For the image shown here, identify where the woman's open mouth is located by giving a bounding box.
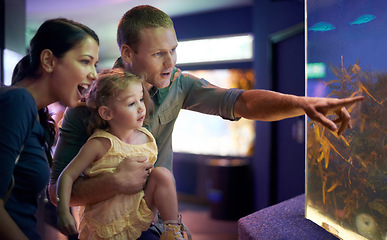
[77,84,90,97]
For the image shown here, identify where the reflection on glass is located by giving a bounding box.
[306,1,387,240]
[176,34,254,65]
[3,49,23,86]
[172,69,255,157]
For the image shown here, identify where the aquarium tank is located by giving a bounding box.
[306,0,387,240]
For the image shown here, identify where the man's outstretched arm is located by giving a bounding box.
[234,89,364,135]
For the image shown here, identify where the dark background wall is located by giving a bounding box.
[0,0,4,84]
[172,0,305,212]
[252,0,304,210]
[0,0,25,84]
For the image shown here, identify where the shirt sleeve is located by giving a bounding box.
[0,88,36,198]
[181,74,245,121]
[50,105,91,184]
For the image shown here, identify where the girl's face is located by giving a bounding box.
[108,81,146,131]
[50,36,99,107]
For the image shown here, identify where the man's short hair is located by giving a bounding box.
[117,5,174,52]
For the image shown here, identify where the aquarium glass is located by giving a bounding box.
[306,0,387,240]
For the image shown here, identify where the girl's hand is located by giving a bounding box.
[58,212,78,236]
[151,210,159,225]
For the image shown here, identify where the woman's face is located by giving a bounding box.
[50,36,99,107]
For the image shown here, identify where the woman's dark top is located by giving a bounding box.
[0,87,50,240]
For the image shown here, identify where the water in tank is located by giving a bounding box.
[306,0,387,239]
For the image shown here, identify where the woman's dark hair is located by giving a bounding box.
[11,18,99,165]
[12,18,99,83]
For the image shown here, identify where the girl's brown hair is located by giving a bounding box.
[86,69,153,134]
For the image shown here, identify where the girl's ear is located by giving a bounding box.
[98,106,113,121]
[120,44,134,65]
[40,49,55,73]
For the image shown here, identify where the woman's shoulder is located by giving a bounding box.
[0,87,37,132]
[0,87,36,111]
[0,86,33,101]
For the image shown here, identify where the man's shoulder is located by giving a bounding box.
[61,104,92,129]
[173,69,199,81]
[65,104,91,116]
[170,69,202,90]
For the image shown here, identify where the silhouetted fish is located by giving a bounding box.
[308,22,336,31]
[350,14,376,25]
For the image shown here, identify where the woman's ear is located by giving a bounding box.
[40,49,55,73]
[98,106,113,121]
[120,44,134,65]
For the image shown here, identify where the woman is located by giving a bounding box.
[0,18,99,240]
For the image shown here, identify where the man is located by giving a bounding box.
[49,5,363,239]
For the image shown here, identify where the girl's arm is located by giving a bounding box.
[49,106,153,206]
[56,137,109,235]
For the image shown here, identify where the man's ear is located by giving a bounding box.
[40,49,55,73]
[98,106,113,121]
[121,44,134,65]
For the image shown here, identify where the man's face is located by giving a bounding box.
[127,27,178,89]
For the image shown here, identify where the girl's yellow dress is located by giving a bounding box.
[78,128,157,240]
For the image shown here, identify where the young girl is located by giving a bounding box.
[56,69,191,240]
[0,18,99,240]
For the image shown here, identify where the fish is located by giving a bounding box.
[350,14,376,25]
[308,22,336,31]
